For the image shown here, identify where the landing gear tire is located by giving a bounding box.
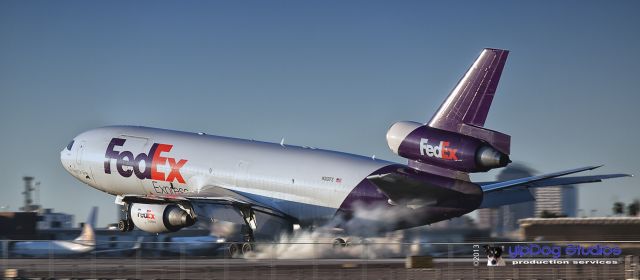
[241,243,254,255]
[332,238,347,248]
[118,220,128,232]
[228,243,240,258]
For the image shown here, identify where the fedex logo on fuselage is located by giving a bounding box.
[419,138,458,160]
[104,138,188,183]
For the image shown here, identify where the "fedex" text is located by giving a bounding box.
[104,138,188,183]
[419,138,458,160]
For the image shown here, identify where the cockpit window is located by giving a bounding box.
[66,140,75,151]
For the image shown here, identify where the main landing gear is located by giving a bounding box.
[228,241,255,257]
[227,207,259,258]
[228,225,256,257]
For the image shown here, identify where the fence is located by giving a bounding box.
[1,240,638,279]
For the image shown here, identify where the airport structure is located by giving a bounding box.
[19,176,40,212]
[520,217,640,242]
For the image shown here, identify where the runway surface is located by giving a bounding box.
[1,257,630,279]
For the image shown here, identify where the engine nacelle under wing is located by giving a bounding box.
[130,203,195,233]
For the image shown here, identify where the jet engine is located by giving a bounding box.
[386,121,510,172]
[129,203,195,233]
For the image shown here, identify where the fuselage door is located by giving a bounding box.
[235,160,250,188]
[75,140,95,184]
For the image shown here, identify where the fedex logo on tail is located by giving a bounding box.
[104,138,188,183]
[419,138,458,160]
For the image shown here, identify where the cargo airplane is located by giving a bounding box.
[61,49,630,255]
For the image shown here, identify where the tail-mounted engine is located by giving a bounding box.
[386,121,510,173]
[129,203,196,233]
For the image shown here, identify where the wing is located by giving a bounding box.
[118,192,290,221]
[117,182,295,238]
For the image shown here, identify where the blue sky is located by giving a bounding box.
[1,1,638,226]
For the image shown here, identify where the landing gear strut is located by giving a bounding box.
[239,207,257,243]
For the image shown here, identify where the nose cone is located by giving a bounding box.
[61,140,75,173]
[61,151,69,172]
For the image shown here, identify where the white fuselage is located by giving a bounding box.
[61,126,393,223]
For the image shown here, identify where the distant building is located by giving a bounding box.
[430,215,476,229]
[0,212,38,238]
[477,164,581,237]
[37,208,74,229]
[520,217,640,241]
[476,163,536,236]
[534,186,577,217]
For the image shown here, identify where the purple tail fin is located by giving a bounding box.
[427,48,511,155]
[428,48,508,129]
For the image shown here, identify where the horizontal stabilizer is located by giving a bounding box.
[523,174,631,188]
[481,165,631,192]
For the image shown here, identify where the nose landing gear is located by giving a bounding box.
[118,219,134,232]
[118,203,134,232]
